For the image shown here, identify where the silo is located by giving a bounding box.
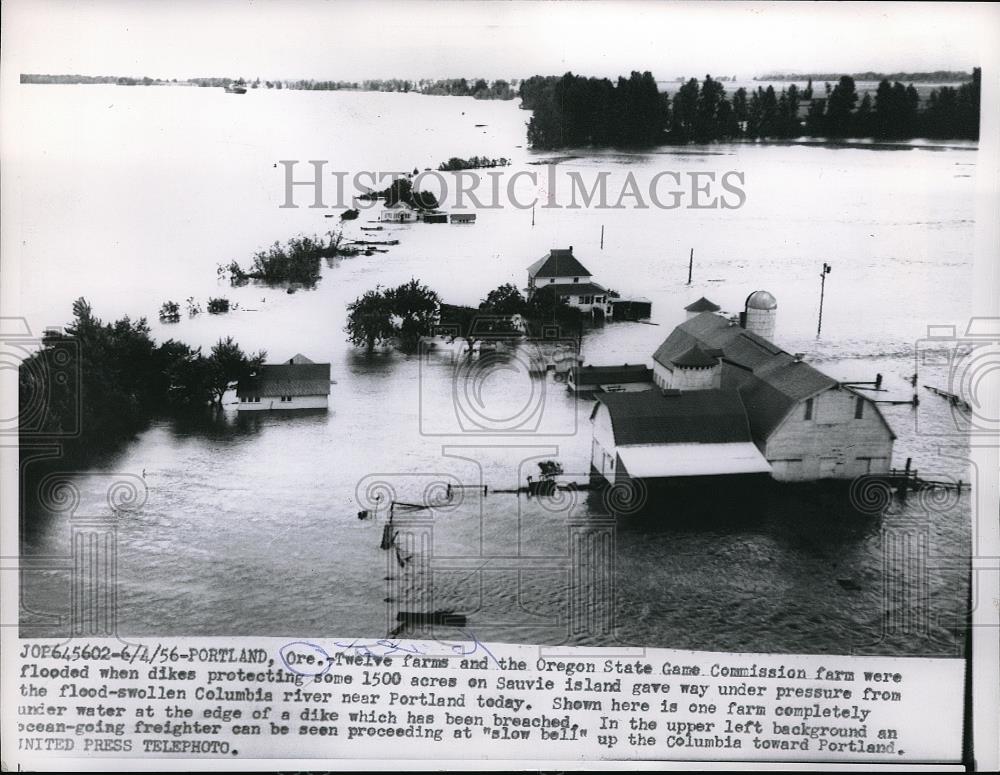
[743,290,777,341]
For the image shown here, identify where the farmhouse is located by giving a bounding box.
[590,291,896,483]
[237,354,331,411]
[526,247,614,318]
[380,201,417,223]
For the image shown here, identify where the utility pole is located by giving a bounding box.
[600,225,604,250]
[531,203,535,227]
[817,262,832,338]
[687,248,694,285]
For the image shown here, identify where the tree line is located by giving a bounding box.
[22,73,518,100]
[345,280,584,353]
[520,69,981,148]
[20,298,264,465]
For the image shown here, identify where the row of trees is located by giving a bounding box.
[227,77,517,99]
[345,280,586,353]
[19,299,264,463]
[437,156,511,171]
[357,177,440,210]
[346,280,441,352]
[520,69,981,147]
[222,232,354,287]
[521,71,665,148]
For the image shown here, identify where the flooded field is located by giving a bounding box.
[13,84,975,654]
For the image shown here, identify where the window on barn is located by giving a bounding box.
[804,397,814,420]
[855,396,865,419]
[574,277,580,283]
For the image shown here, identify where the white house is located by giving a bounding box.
[647,291,896,481]
[380,201,417,223]
[526,247,614,318]
[237,354,331,411]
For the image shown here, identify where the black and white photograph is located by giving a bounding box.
[2,0,998,769]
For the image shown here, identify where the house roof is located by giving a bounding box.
[671,344,718,368]
[616,442,771,478]
[684,296,721,313]
[545,282,607,297]
[574,364,652,386]
[237,361,331,397]
[592,389,753,446]
[527,248,591,279]
[652,312,842,444]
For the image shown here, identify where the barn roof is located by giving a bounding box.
[671,344,719,368]
[237,361,331,397]
[652,312,840,444]
[573,364,652,386]
[684,296,721,313]
[592,389,753,446]
[527,248,591,278]
[616,442,771,477]
[546,282,607,297]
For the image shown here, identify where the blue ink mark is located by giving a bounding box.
[278,640,332,678]
[332,638,426,657]
[449,630,500,667]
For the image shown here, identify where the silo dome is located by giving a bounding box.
[745,290,777,310]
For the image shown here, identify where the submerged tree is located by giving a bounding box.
[345,288,396,353]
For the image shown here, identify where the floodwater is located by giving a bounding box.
[12,84,975,655]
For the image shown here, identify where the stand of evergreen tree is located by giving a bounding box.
[19,298,265,468]
[520,69,980,148]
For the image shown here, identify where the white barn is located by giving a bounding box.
[649,292,896,481]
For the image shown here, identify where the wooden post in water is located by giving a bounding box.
[687,249,693,285]
[900,457,912,500]
[816,262,832,338]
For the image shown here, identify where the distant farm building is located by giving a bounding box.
[237,354,331,411]
[380,202,417,223]
[450,212,477,224]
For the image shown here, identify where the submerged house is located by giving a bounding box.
[526,247,614,318]
[590,291,895,484]
[237,354,331,411]
[380,201,418,223]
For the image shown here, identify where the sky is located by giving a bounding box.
[1,1,995,82]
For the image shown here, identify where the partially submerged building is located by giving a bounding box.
[569,364,654,394]
[525,247,653,321]
[590,291,895,484]
[526,247,613,318]
[591,389,772,485]
[237,354,331,411]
